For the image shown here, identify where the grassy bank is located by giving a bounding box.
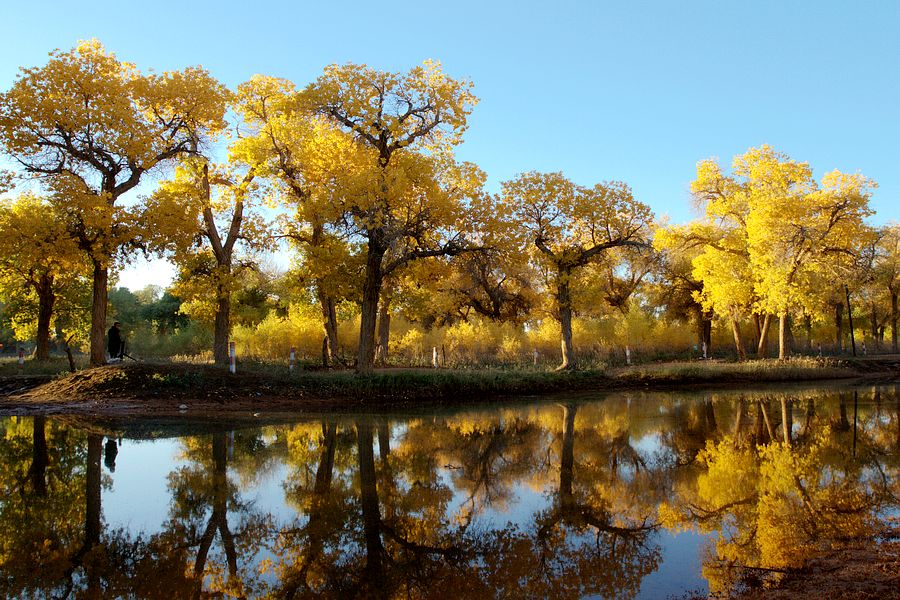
[0,356,880,415]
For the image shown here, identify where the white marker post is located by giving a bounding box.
[432,346,439,368]
[18,348,24,370]
[533,349,539,366]
[229,341,236,374]
[290,347,296,372]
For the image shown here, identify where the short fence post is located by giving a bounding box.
[18,348,25,370]
[229,341,236,374]
[432,346,439,368]
[533,349,539,366]
[290,347,296,372]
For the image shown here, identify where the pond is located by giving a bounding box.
[1,384,898,599]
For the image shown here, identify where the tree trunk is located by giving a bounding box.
[375,296,391,366]
[317,286,340,366]
[892,291,898,353]
[731,317,746,361]
[778,313,789,360]
[89,261,109,367]
[757,314,772,357]
[871,306,880,351]
[556,268,577,370]
[835,301,844,353]
[702,311,713,354]
[846,285,857,356]
[213,282,231,366]
[804,314,813,353]
[33,273,56,361]
[357,235,386,374]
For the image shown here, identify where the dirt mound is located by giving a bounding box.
[17,362,284,403]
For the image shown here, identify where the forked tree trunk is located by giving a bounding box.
[556,268,576,370]
[317,286,340,365]
[89,261,109,367]
[357,234,386,373]
[757,314,772,357]
[33,273,56,361]
[213,283,231,366]
[731,317,746,361]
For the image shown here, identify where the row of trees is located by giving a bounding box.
[0,41,894,371]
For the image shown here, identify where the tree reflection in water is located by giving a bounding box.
[0,386,897,598]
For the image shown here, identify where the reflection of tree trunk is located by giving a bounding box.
[733,400,746,439]
[377,420,391,464]
[315,422,337,494]
[356,421,385,591]
[759,401,775,442]
[85,434,103,549]
[731,318,746,361]
[780,398,792,446]
[704,397,717,432]
[837,393,851,431]
[29,416,49,497]
[559,404,577,512]
[194,433,239,590]
[757,314,771,357]
[802,399,815,438]
[82,434,103,597]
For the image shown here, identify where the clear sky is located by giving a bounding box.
[2,0,898,289]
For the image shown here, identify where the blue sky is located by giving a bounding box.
[2,0,898,288]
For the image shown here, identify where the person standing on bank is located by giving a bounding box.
[107,321,123,361]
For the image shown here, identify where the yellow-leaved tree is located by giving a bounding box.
[303,61,487,373]
[144,158,270,365]
[739,147,875,359]
[233,75,367,366]
[0,40,229,365]
[501,172,652,370]
[0,194,90,359]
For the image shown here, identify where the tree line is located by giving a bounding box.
[0,41,894,371]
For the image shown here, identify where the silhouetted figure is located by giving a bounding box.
[107,321,123,360]
[104,438,118,472]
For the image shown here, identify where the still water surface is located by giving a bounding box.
[2,384,898,599]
